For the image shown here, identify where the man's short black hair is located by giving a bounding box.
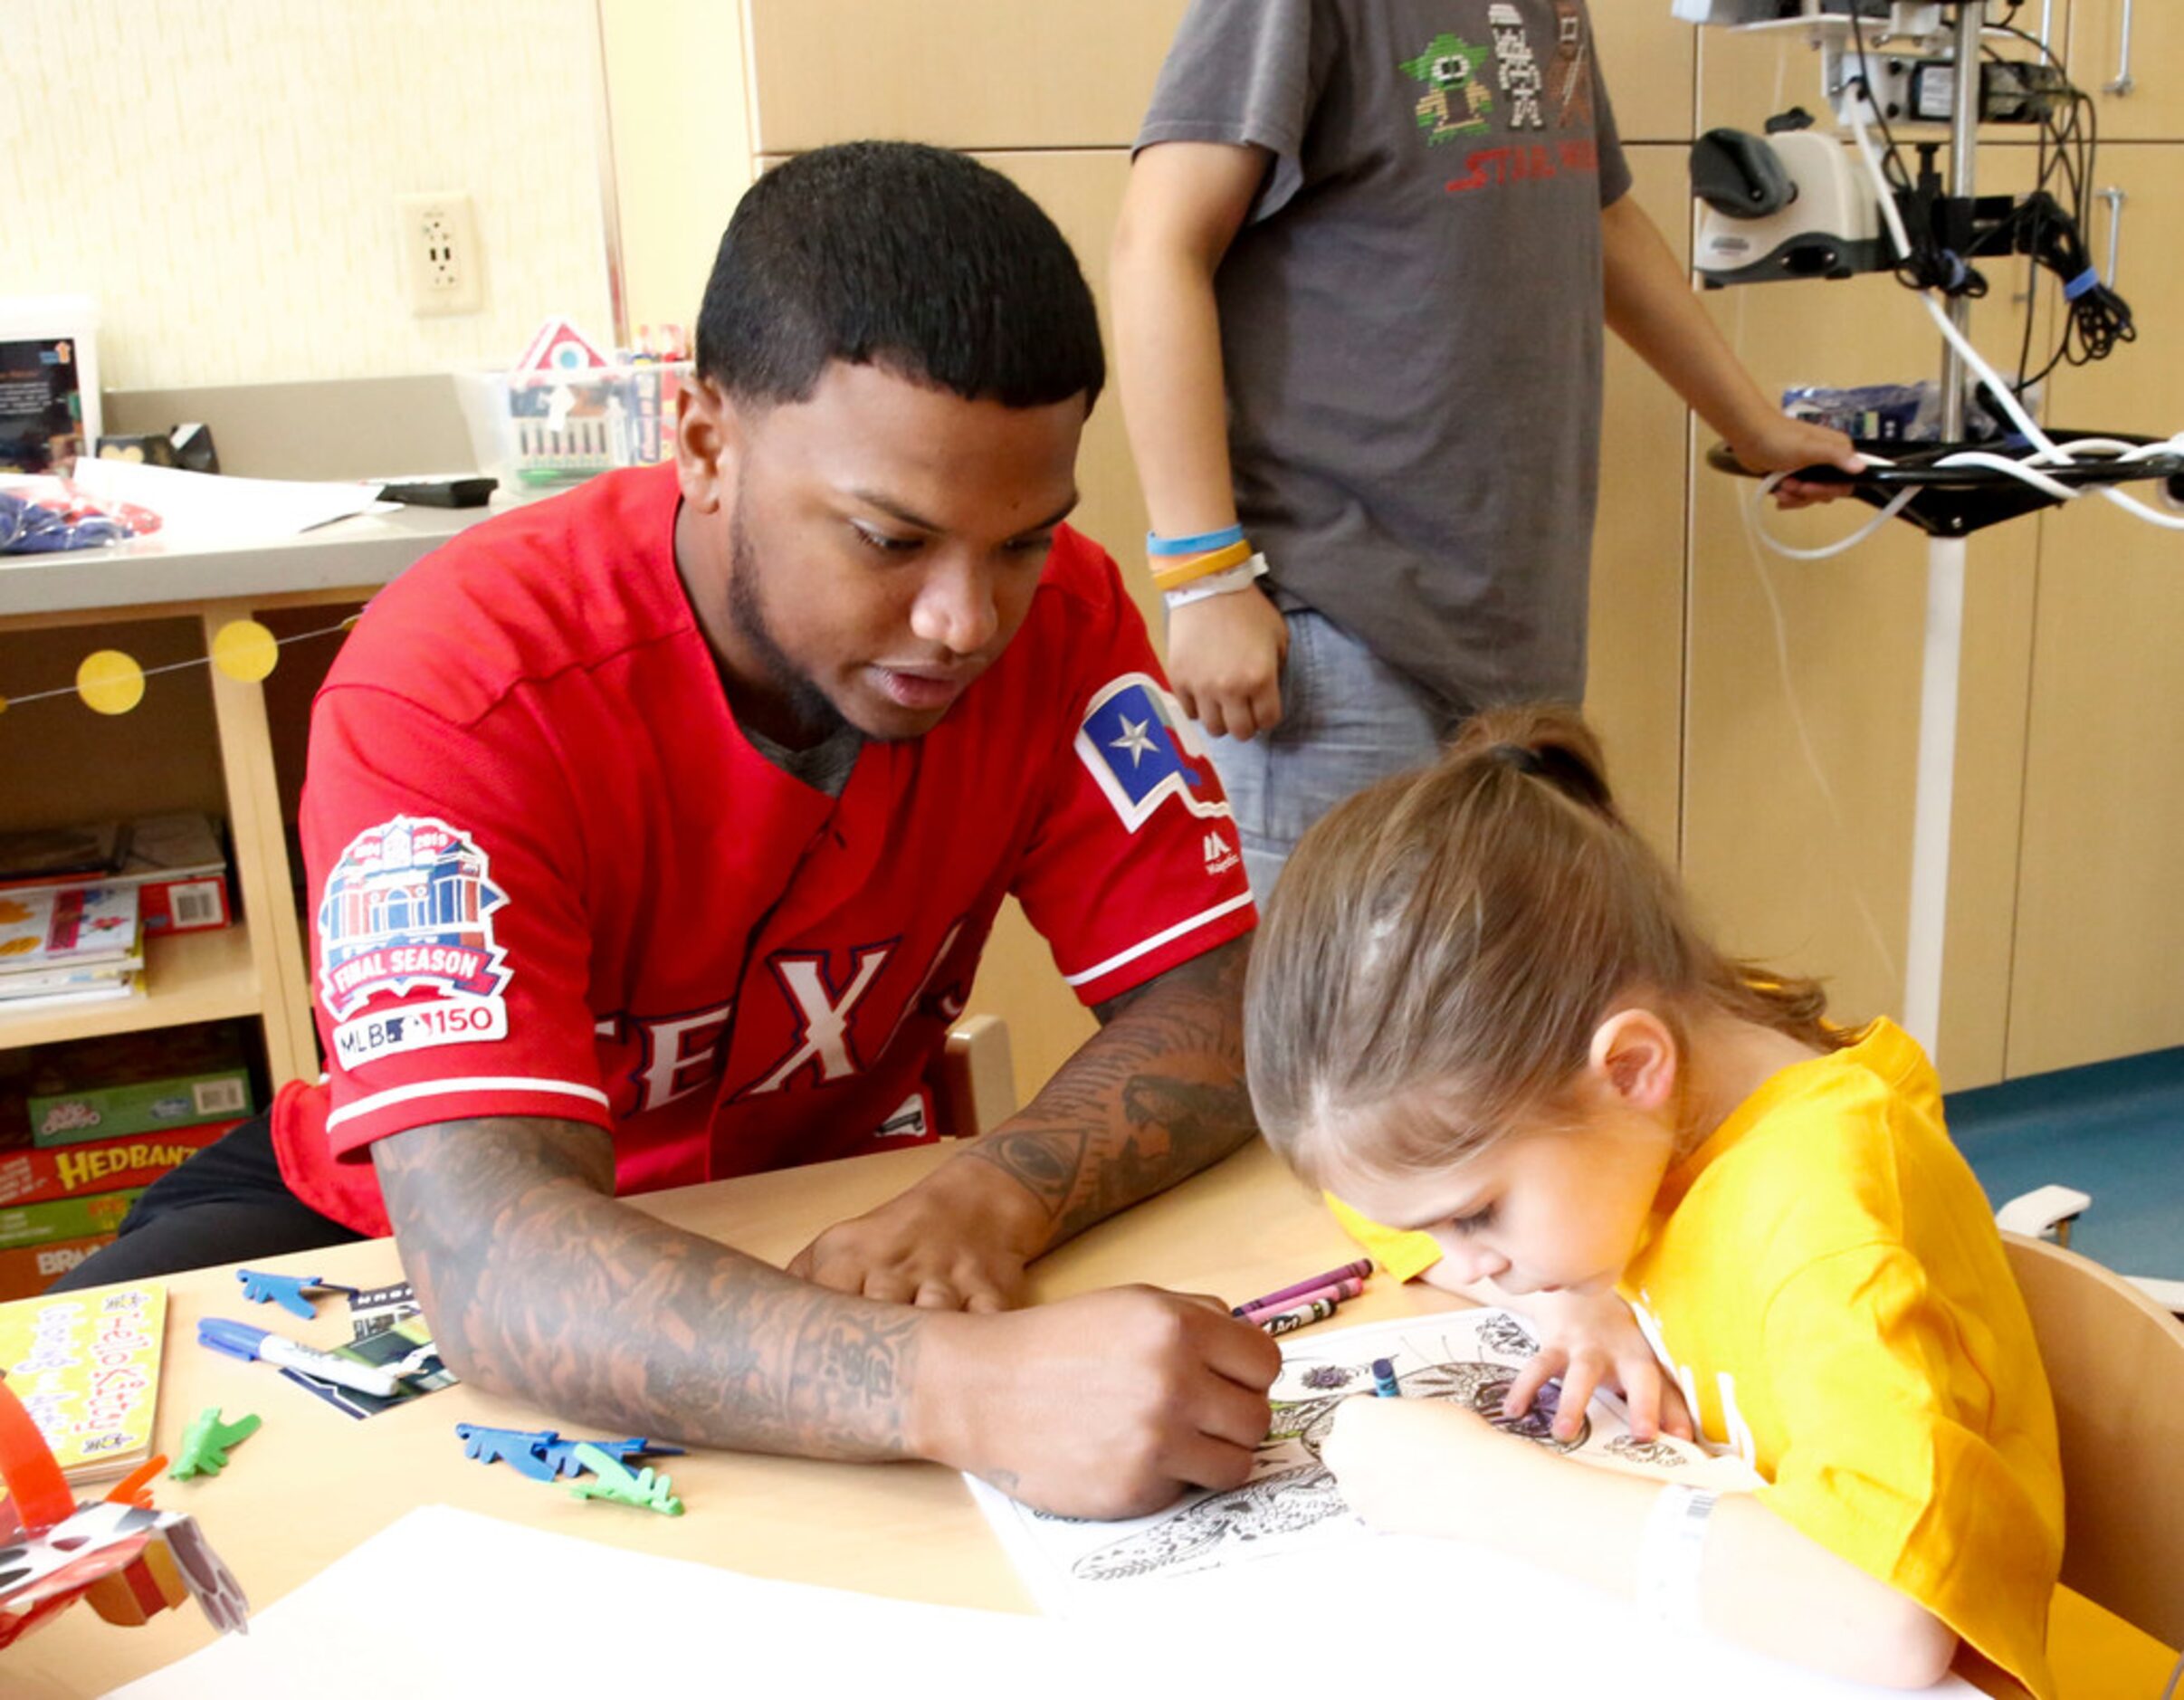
[695,141,1104,411]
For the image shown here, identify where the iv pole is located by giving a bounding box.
[1899,0,1986,1055]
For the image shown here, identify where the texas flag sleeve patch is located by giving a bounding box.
[1073,673,1234,834]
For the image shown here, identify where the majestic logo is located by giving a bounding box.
[317,816,510,1022]
[1074,673,1232,833]
[1202,829,1240,878]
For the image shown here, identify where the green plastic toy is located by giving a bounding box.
[168,1408,262,1480]
[566,1441,683,1515]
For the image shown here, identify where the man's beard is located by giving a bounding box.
[727,499,849,747]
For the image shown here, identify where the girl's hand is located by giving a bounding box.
[1321,1396,1536,1539]
[1502,1288,1695,1444]
[1166,584,1287,740]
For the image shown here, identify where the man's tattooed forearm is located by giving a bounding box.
[964,936,1257,1244]
[373,1117,921,1459]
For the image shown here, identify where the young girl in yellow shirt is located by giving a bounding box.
[1245,704,2062,1695]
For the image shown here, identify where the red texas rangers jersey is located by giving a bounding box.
[272,463,1255,1235]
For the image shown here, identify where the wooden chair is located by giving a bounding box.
[931,1015,1018,1138]
[2001,1230,2184,1652]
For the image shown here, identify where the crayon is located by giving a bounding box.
[1258,1296,1339,1336]
[1232,1258,1373,1318]
[1239,1275,1365,1324]
[1372,1358,1401,1398]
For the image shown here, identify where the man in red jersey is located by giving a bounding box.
[61,143,1277,1518]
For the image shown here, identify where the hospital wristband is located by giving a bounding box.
[1149,538,1254,592]
[1634,1483,1718,1634]
[1163,551,1268,609]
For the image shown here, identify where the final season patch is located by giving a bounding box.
[317,816,511,1026]
[1074,673,1232,834]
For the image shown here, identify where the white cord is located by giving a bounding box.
[1740,483,1903,986]
[1834,99,2184,536]
[1749,471,1917,561]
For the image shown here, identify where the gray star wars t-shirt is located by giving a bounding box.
[1138,0,1631,714]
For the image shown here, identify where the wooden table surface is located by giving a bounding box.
[11,1139,2172,1697]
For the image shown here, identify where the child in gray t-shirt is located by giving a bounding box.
[1112,0,1858,900]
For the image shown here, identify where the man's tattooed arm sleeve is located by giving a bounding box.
[958,932,1258,1251]
[372,1117,926,1456]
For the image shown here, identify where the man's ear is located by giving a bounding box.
[674,377,742,513]
[1587,1008,1679,1115]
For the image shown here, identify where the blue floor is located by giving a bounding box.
[1949,1046,2184,1280]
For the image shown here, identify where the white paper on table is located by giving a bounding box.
[103,1499,1980,1700]
[968,1307,1760,1619]
[1124,1532,1984,1699]
[63,459,396,550]
[106,1504,1065,1700]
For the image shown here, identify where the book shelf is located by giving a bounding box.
[0,926,257,1052]
[0,501,506,1092]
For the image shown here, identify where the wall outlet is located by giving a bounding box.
[396,191,483,316]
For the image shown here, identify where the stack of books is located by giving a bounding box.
[0,883,144,1012]
[0,1024,253,1294]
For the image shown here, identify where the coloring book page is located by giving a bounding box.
[968,1306,1760,1618]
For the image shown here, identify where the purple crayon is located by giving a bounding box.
[1232,1258,1373,1319]
[1240,1275,1365,1325]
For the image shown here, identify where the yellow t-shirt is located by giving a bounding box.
[1326,1019,2063,1696]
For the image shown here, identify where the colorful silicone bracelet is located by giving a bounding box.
[1150,538,1254,590]
[1146,523,1245,557]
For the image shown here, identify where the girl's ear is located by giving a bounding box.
[1587,1008,1679,1115]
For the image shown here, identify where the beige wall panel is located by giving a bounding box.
[599,0,755,337]
[747,3,1685,155]
[1695,21,1831,138]
[1588,148,1695,861]
[1596,4,1698,144]
[951,149,1140,1103]
[2008,145,2184,1076]
[4,0,610,391]
[2069,0,2184,141]
[1682,152,2046,1090]
[979,151,1158,626]
[745,1,1187,153]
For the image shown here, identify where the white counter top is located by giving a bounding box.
[0,497,514,620]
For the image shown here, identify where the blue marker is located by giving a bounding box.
[1372,1357,1401,1398]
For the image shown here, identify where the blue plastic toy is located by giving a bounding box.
[235,1268,358,1321]
[455,1423,684,1484]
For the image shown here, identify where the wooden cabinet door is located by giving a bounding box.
[744,0,1188,153]
[1680,148,2052,1091]
[1596,4,1698,144]
[952,151,1134,1103]
[2068,0,2184,141]
[1588,147,1697,862]
[2007,144,2184,1076]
